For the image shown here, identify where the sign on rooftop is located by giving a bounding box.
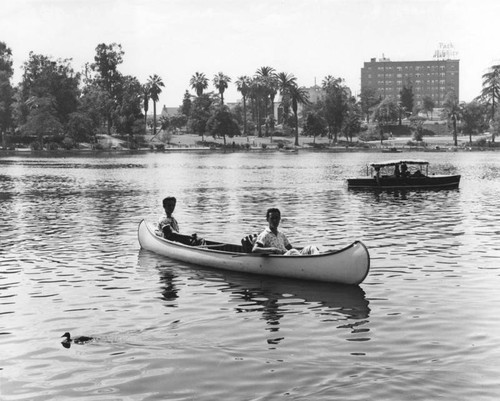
[433,42,458,60]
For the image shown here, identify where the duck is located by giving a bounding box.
[61,332,94,347]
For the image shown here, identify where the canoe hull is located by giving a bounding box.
[138,220,370,285]
[347,174,461,190]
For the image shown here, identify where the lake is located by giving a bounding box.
[1,150,500,400]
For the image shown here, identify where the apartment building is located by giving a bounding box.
[361,57,459,107]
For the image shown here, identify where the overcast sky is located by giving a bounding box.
[2,0,499,108]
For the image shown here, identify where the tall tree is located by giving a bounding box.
[90,43,124,134]
[190,72,208,97]
[441,92,462,147]
[255,66,276,124]
[461,101,488,144]
[359,86,380,123]
[342,99,362,143]
[276,72,297,128]
[288,85,310,146]
[0,41,14,141]
[206,106,240,146]
[180,90,192,117]
[147,74,164,136]
[17,52,80,146]
[372,97,399,144]
[322,76,350,143]
[213,72,231,105]
[188,93,215,141]
[477,64,500,121]
[422,95,435,119]
[399,81,414,116]
[235,75,251,137]
[143,83,150,131]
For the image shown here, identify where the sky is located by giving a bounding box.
[2,0,500,109]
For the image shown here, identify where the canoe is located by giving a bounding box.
[137,220,370,285]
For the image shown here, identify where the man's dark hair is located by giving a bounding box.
[266,207,281,220]
[163,196,177,207]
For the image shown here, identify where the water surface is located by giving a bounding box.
[1,151,499,400]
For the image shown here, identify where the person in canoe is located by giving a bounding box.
[252,208,319,255]
[158,196,180,238]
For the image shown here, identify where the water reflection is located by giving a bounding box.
[138,249,371,346]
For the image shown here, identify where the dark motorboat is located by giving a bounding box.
[347,160,461,190]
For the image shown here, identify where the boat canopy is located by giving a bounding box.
[370,160,429,168]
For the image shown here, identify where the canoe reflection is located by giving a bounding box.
[138,249,370,344]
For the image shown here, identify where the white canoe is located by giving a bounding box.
[138,220,370,285]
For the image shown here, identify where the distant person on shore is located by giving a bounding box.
[158,196,179,238]
[252,208,319,255]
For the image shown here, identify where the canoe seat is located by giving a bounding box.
[241,234,257,253]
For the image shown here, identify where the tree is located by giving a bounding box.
[148,74,164,136]
[442,92,462,146]
[477,64,500,121]
[288,85,310,146]
[422,95,435,119]
[190,72,208,97]
[188,93,215,140]
[114,75,144,139]
[303,111,327,143]
[342,99,362,143]
[322,76,350,143]
[180,90,192,117]
[143,84,150,131]
[461,101,488,144]
[372,97,399,144]
[206,107,240,145]
[22,96,63,147]
[490,108,500,143]
[359,86,380,122]
[213,72,231,105]
[255,66,277,126]
[66,112,95,144]
[16,53,80,146]
[276,72,297,129]
[0,42,14,139]
[91,43,124,134]
[399,81,414,117]
[235,75,251,137]
[249,76,267,137]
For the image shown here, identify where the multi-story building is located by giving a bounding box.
[361,57,459,107]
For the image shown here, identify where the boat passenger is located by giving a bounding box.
[394,164,401,178]
[158,196,179,238]
[252,208,319,256]
[401,163,409,177]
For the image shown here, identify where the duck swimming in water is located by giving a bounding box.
[61,332,94,348]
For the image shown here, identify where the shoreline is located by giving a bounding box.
[1,133,497,155]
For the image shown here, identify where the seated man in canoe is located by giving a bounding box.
[158,196,179,237]
[252,208,319,256]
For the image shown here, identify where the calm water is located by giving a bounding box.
[1,150,500,400]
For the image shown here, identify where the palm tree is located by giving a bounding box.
[235,75,251,137]
[147,74,164,136]
[250,76,267,137]
[190,72,208,97]
[476,64,500,121]
[288,86,310,146]
[255,66,276,125]
[142,83,151,132]
[213,72,231,105]
[442,92,462,147]
[276,72,297,126]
